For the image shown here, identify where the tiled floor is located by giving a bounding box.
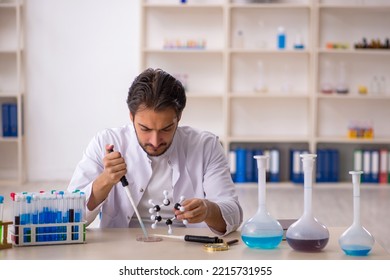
[1,181,389,254]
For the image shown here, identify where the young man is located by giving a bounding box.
[68,68,242,235]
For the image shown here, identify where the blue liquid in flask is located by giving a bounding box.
[342,245,371,256]
[242,235,283,249]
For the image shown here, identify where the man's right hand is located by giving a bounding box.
[103,144,127,186]
[87,144,127,210]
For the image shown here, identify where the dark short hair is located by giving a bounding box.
[127,68,186,117]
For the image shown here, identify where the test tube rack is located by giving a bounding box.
[9,190,87,247]
[10,221,86,246]
[0,221,13,249]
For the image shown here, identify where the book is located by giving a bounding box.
[1,103,17,137]
[379,149,388,184]
[371,150,380,183]
[269,149,280,182]
[362,150,371,183]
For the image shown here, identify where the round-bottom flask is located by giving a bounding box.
[339,171,375,256]
[241,155,283,249]
[286,154,329,251]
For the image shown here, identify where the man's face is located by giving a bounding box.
[131,107,179,157]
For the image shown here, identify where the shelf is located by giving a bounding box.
[318,49,390,55]
[230,3,311,9]
[319,4,390,10]
[229,136,309,143]
[0,0,24,186]
[315,137,390,145]
[230,49,311,54]
[317,94,390,100]
[141,0,390,183]
[229,92,309,98]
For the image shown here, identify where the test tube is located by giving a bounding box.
[0,195,4,244]
[25,195,32,243]
[69,192,76,240]
[10,193,20,245]
[32,194,39,242]
[73,191,81,240]
[57,191,66,241]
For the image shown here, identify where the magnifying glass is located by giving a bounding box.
[204,239,239,252]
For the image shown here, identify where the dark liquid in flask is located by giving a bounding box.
[286,237,329,252]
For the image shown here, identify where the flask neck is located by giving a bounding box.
[258,167,266,206]
[352,196,361,226]
[303,185,312,216]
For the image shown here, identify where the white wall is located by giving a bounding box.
[24,0,140,181]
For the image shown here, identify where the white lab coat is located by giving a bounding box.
[68,124,243,235]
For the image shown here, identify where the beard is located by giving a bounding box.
[141,141,170,157]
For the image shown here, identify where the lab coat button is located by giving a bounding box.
[140,188,144,192]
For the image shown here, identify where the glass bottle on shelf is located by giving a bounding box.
[286,154,329,252]
[241,155,283,249]
[339,171,375,256]
[335,61,349,94]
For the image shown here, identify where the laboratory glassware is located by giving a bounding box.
[339,171,375,256]
[241,155,283,249]
[0,195,3,243]
[286,154,329,251]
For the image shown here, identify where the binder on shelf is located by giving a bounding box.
[362,150,371,183]
[353,149,363,172]
[1,103,18,137]
[229,150,236,182]
[263,150,271,182]
[315,149,339,183]
[290,149,308,184]
[245,149,255,182]
[235,148,246,183]
[388,151,390,183]
[269,149,280,182]
[330,149,339,182]
[252,149,263,183]
[316,149,327,182]
[370,150,380,183]
[2,103,10,137]
[379,149,388,184]
[9,103,18,137]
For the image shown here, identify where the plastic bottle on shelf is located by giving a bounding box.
[277,26,286,50]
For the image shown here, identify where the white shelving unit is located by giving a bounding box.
[0,0,25,185]
[315,0,390,180]
[140,0,390,182]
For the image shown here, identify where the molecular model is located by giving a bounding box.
[148,190,188,234]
